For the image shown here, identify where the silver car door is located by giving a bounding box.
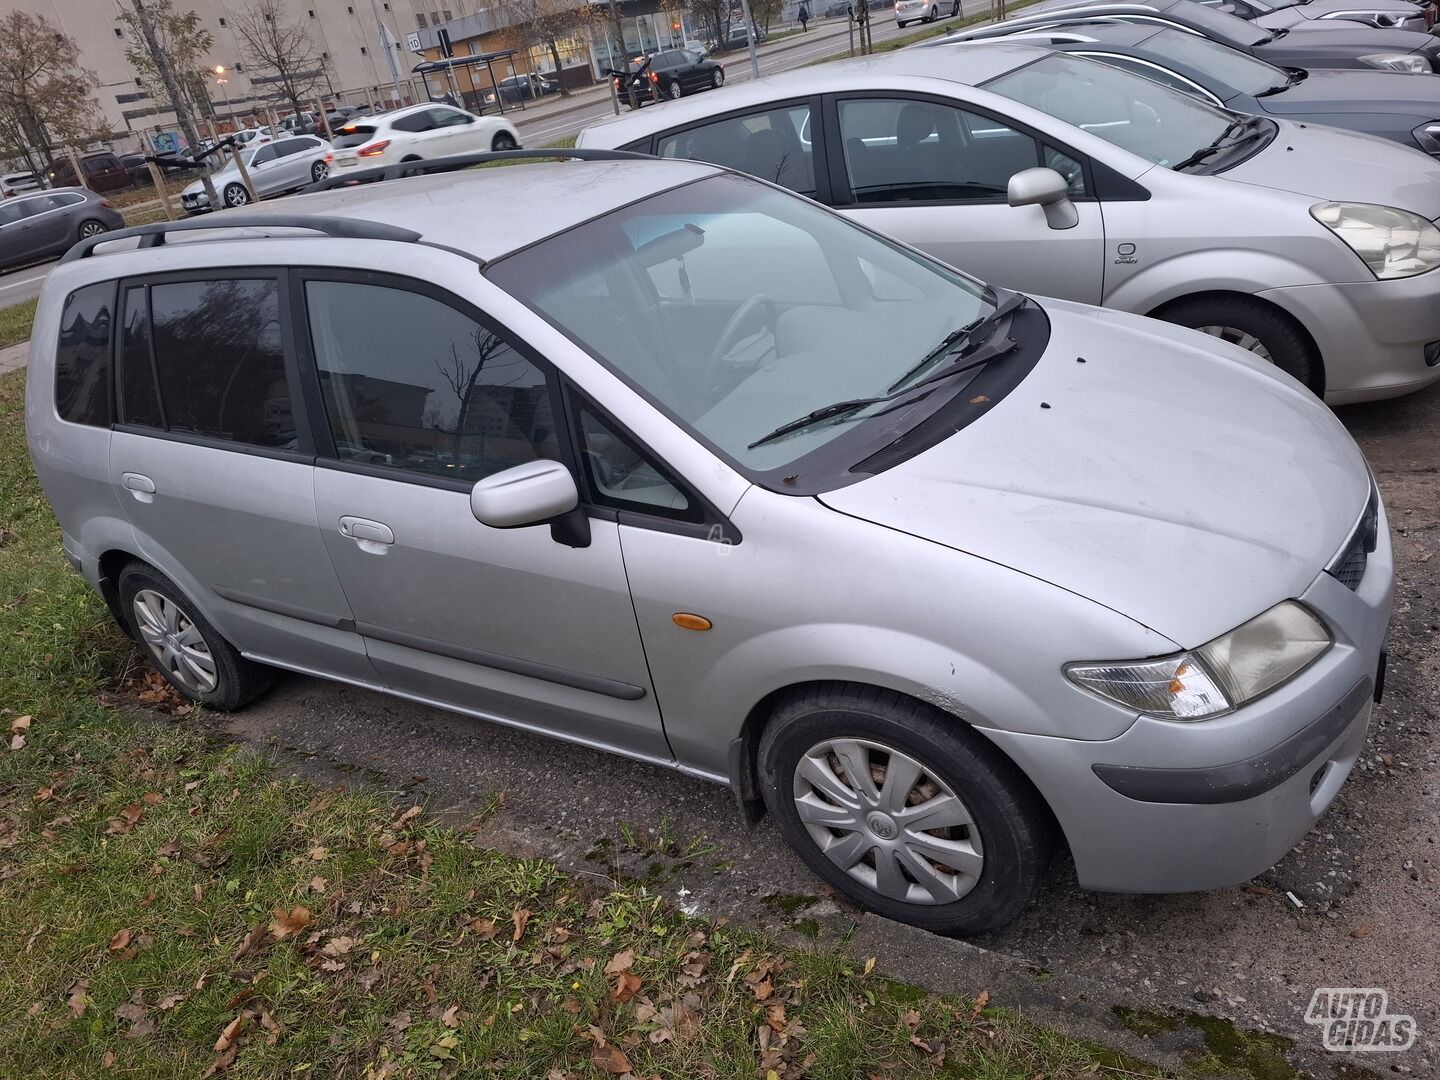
[832,95,1106,304]
[300,273,668,762]
[108,276,374,684]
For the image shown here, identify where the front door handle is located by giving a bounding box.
[121,472,155,503]
[338,516,395,554]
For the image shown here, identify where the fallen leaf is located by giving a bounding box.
[322,935,357,957]
[308,846,327,861]
[200,1043,238,1078]
[440,1004,461,1028]
[102,1049,116,1068]
[903,1008,921,1031]
[8,734,24,751]
[603,949,635,976]
[612,970,642,1003]
[1243,884,1278,897]
[157,992,186,1010]
[141,792,164,806]
[184,780,201,793]
[511,908,531,942]
[968,395,990,404]
[751,978,774,1001]
[9,715,31,734]
[233,922,269,960]
[470,917,498,940]
[108,928,133,953]
[391,805,423,830]
[156,838,181,859]
[269,906,312,940]
[862,956,876,976]
[67,978,90,1017]
[972,989,990,1015]
[214,1014,246,1052]
[307,876,327,894]
[105,804,144,836]
[591,1042,633,1075]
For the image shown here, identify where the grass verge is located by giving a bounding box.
[0,368,1169,1079]
[0,299,36,349]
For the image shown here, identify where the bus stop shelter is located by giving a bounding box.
[411,50,523,115]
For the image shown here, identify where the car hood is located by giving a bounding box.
[1252,16,1436,48]
[1254,66,1440,117]
[1281,0,1422,16]
[1218,117,1440,216]
[817,299,1370,647]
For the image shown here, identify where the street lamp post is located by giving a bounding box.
[213,66,233,122]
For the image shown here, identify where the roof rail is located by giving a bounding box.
[60,214,423,263]
[303,147,654,191]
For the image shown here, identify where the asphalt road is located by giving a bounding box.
[0,262,53,307]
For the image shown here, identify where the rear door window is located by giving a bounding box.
[657,103,816,197]
[54,282,115,427]
[118,277,296,449]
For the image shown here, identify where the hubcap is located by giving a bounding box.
[80,223,104,238]
[132,589,217,695]
[1194,324,1273,363]
[792,738,983,905]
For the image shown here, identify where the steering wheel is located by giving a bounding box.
[709,293,777,374]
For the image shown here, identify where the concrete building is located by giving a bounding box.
[1,0,492,139]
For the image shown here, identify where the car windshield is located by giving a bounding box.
[487,174,1002,478]
[1159,1,1270,45]
[1142,28,1289,95]
[986,53,1235,168]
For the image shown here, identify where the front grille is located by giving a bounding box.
[1327,485,1379,592]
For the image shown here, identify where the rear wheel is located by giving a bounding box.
[309,159,328,182]
[926,5,938,19]
[491,131,518,151]
[77,219,108,240]
[1159,295,1320,393]
[758,685,1053,935]
[222,182,249,207]
[118,562,275,711]
[951,0,960,14]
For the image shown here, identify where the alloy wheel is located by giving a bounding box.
[311,160,328,182]
[224,184,249,207]
[132,589,218,695]
[1194,324,1274,363]
[79,221,106,239]
[669,81,683,100]
[792,737,984,905]
[713,70,724,88]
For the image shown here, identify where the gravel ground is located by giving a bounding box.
[211,378,1440,1077]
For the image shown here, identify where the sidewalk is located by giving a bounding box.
[0,342,27,376]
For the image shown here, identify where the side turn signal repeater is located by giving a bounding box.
[672,613,712,632]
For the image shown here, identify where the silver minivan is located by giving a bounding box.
[577,45,1440,404]
[26,158,1391,934]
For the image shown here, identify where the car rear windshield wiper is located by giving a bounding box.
[747,293,1027,450]
[1169,116,1263,172]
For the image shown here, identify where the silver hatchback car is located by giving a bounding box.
[26,157,1391,933]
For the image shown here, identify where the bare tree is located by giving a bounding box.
[0,12,103,169]
[120,0,216,122]
[231,0,326,120]
[497,0,588,96]
[127,0,218,203]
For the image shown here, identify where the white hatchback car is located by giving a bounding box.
[325,103,521,178]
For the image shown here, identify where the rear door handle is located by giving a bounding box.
[121,472,155,503]
[338,516,395,553]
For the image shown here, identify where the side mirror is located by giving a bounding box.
[470,460,589,547]
[1007,167,1078,231]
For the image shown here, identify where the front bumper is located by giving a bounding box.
[984,497,1394,893]
[1258,270,1440,404]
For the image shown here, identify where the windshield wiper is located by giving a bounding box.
[1169,116,1262,172]
[1256,67,1304,96]
[747,294,1026,450]
[887,289,1026,393]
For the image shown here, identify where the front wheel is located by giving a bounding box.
[758,685,1054,935]
[491,131,518,151]
[223,182,250,207]
[712,69,725,88]
[118,562,276,711]
[951,0,960,14]
[897,18,907,26]
[1159,295,1321,393]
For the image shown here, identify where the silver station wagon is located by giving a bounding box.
[26,156,1391,933]
[577,45,1440,404]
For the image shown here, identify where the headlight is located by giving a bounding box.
[1412,121,1440,154]
[1359,52,1431,73]
[1311,202,1440,279]
[1065,601,1332,721]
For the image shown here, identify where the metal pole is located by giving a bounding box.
[368,0,406,105]
[737,0,760,76]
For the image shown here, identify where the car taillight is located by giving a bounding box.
[100,199,114,208]
[324,152,333,163]
[357,140,390,157]
[649,71,660,83]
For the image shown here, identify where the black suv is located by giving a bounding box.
[614,49,725,107]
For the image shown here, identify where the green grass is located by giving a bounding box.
[0,299,36,349]
[0,370,1173,1078]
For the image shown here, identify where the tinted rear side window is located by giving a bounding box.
[149,278,296,448]
[54,283,115,427]
[119,286,163,428]
[333,124,377,148]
